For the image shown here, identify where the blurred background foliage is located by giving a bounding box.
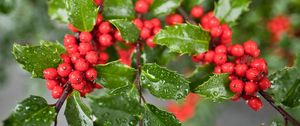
[0,0,300,125]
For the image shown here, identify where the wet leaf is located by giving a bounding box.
[147,0,181,18]
[103,0,135,20]
[154,24,210,55]
[48,0,68,23]
[109,19,140,42]
[65,91,93,126]
[188,64,214,90]
[141,63,190,99]
[12,41,65,78]
[181,0,205,11]
[3,96,56,126]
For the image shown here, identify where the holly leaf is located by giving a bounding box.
[181,0,205,11]
[187,64,214,90]
[154,24,210,55]
[65,91,93,126]
[193,74,234,101]
[89,94,143,126]
[109,19,140,42]
[214,0,251,26]
[141,63,190,100]
[12,41,65,78]
[3,96,56,126]
[66,0,98,32]
[143,46,177,65]
[103,0,135,20]
[147,0,181,18]
[48,0,68,23]
[143,104,181,126]
[94,61,136,89]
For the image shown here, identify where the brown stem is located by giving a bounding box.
[177,7,197,25]
[259,91,300,126]
[54,83,73,126]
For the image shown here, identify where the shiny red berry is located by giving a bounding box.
[85,68,97,81]
[235,64,248,77]
[213,53,227,65]
[133,18,143,30]
[57,63,72,77]
[146,36,156,48]
[244,82,258,95]
[46,80,59,90]
[214,66,222,74]
[72,80,86,90]
[66,44,79,54]
[231,44,244,57]
[190,6,204,18]
[210,26,222,37]
[135,0,149,14]
[246,68,261,81]
[258,77,271,91]
[79,32,93,43]
[153,27,161,34]
[96,13,103,25]
[204,51,215,63]
[247,96,263,111]
[60,54,71,64]
[67,23,78,32]
[151,18,161,27]
[74,59,89,72]
[69,71,83,84]
[93,0,102,6]
[98,22,111,34]
[140,28,151,39]
[43,68,58,80]
[215,45,227,54]
[243,40,258,55]
[85,51,99,64]
[221,62,235,74]
[114,30,123,41]
[98,34,113,46]
[52,86,63,99]
[143,20,154,29]
[166,14,183,25]
[99,52,109,63]
[250,58,267,73]
[70,53,82,63]
[64,34,77,47]
[79,43,93,55]
[229,79,244,93]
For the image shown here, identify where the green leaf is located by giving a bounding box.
[3,96,56,126]
[12,41,65,78]
[109,19,140,42]
[143,104,181,126]
[66,0,98,32]
[65,91,93,126]
[214,0,251,26]
[141,63,190,99]
[0,0,15,14]
[95,61,136,89]
[143,46,177,65]
[181,0,204,11]
[89,94,143,126]
[48,0,68,23]
[282,79,300,108]
[109,84,139,99]
[193,74,234,101]
[103,0,135,20]
[147,0,181,18]
[154,24,210,55]
[187,64,214,90]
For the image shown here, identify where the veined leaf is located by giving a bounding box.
[103,0,135,20]
[109,19,140,42]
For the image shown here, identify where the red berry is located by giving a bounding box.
[207,17,220,29]
[151,18,161,27]
[57,63,72,77]
[229,79,244,93]
[99,52,109,62]
[220,25,232,40]
[46,80,59,90]
[85,68,97,81]
[140,28,151,39]
[213,53,227,65]
[220,38,232,45]
[60,77,68,85]
[166,14,183,25]
[114,30,123,41]
[214,66,222,74]
[69,71,83,84]
[230,44,244,57]
[146,36,156,48]
[60,54,71,64]
[74,59,89,72]
[258,77,271,90]
[153,27,161,34]
[96,13,103,25]
[133,18,143,30]
[243,40,258,55]
[143,20,154,29]
[190,6,204,18]
[228,74,237,80]
[70,53,82,63]
[52,86,63,99]
[210,26,222,37]
[67,23,78,32]
[85,51,99,64]
[204,51,215,63]
[244,82,258,95]
[247,96,263,111]
[64,34,77,47]
[43,68,58,80]
[98,34,113,46]
[246,68,261,81]
[98,22,111,34]
[93,0,102,6]
[79,43,93,55]
[79,32,93,43]
[235,64,248,77]
[66,44,79,54]
[215,45,227,54]
[192,53,204,62]
[252,49,260,57]
[71,80,86,90]
[221,62,235,74]
[135,0,149,14]
[250,58,267,73]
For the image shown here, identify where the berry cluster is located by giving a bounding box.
[267,15,290,42]
[190,6,270,111]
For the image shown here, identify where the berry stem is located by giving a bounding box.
[259,91,300,126]
[54,83,73,126]
[177,7,197,25]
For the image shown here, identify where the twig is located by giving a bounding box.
[54,83,73,126]
[259,91,300,126]
[177,7,197,25]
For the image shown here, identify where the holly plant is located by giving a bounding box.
[3,0,300,126]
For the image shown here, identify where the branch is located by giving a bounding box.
[177,7,197,25]
[259,91,300,126]
[54,83,73,126]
